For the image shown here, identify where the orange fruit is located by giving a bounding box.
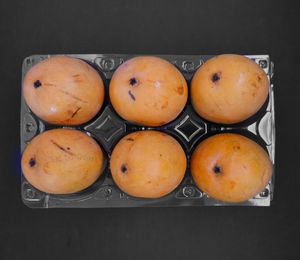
[110,130,187,198]
[191,133,272,202]
[191,54,269,124]
[109,56,188,126]
[21,129,104,194]
[23,56,105,125]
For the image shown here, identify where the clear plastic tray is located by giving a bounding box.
[20,54,275,208]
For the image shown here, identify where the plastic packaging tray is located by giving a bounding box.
[20,54,275,208]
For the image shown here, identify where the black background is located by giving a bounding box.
[0,0,299,259]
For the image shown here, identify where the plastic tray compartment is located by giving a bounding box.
[20,54,275,208]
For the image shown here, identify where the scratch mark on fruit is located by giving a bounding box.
[212,98,222,111]
[261,169,268,186]
[58,89,88,103]
[71,107,81,118]
[126,138,134,141]
[85,63,91,71]
[72,74,83,82]
[43,163,51,175]
[44,83,56,87]
[128,90,136,101]
[146,79,156,84]
[50,140,74,155]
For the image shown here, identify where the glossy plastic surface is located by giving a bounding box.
[20,54,275,208]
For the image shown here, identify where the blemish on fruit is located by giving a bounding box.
[72,74,82,83]
[121,164,127,173]
[257,75,262,82]
[44,83,56,87]
[126,138,134,141]
[211,73,221,83]
[33,80,42,88]
[213,165,222,174]
[128,90,136,101]
[233,145,240,150]
[129,77,138,86]
[50,140,74,155]
[29,158,36,167]
[176,85,184,95]
[229,181,236,189]
[59,89,88,103]
[251,82,258,89]
[161,101,168,109]
[71,107,81,118]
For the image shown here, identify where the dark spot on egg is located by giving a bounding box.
[213,165,222,174]
[129,77,138,86]
[121,164,127,173]
[33,80,42,88]
[211,73,221,83]
[29,158,36,167]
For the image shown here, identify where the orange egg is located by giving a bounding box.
[109,56,188,126]
[110,131,187,198]
[191,54,269,124]
[21,129,104,194]
[191,133,272,203]
[23,56,105,125]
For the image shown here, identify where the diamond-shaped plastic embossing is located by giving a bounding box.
[96,116,123,141]
[84,106,126,151]
[174,115,205,142]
